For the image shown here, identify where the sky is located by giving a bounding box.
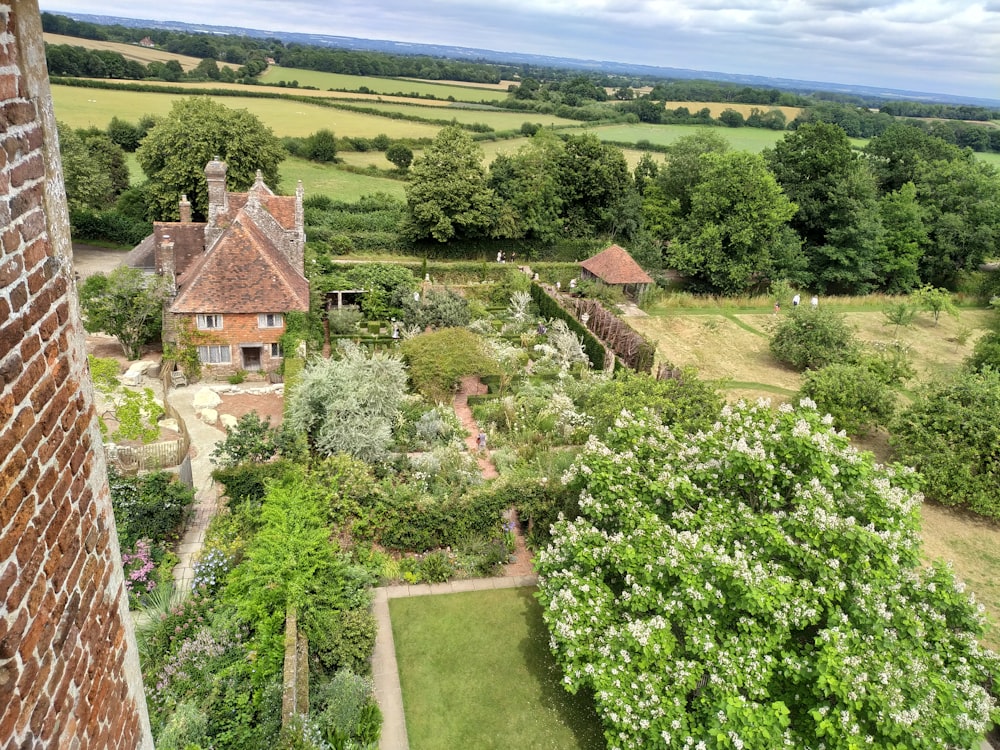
[41,0,1000,100]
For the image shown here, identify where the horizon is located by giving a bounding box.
[41,1,1000,102]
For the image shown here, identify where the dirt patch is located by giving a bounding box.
[215,391,286,428]
[71,244,131,280]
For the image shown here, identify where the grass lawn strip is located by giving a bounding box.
[390,587,604,750]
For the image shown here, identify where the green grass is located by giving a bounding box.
[51,84,442,139]
[390,587,605,750]
[280,157,406,200]
[259,67,508,103]
[357,101,580,130]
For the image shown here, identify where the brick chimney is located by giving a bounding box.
[204,156,228,226]
[178,194,192,222]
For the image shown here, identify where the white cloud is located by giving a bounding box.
[40,0,1000,99]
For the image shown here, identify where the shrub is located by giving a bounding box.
[400,328,497,402]
[327,307,363,335]
[799,362,898,435]
[892,368,1000,520]
[311,608,378,676]
[210,412,280,468]
[311,670,382,747]
[109,467,195,549]
[538,401,999,749]
[769,305,856,370]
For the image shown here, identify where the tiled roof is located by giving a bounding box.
[122,233,155,269]
[154,223,209,278]
[579,244,653,285]
[171,211,308,314]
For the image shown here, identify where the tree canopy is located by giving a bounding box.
[135,97,285,221]
[404,126,504,242]
[537,400,999,749]
[79,266,168,359]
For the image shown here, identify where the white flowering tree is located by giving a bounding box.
[537,400,999,749]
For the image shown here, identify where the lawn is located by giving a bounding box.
[390,587,605,750]
[50,84,443,139]
[259,66,508,103]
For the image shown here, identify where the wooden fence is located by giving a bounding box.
[106,392,191,474]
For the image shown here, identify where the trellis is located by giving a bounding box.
[571,298,655,374]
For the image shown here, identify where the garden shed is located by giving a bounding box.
[579,244,653,299]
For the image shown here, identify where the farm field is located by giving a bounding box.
[661,100,802,120]
[357,101,580,130]
[50,84,443,139]
[42,32,239,71]
[391,588,604,750]
[282,156,405,200]
[260,66,508,103]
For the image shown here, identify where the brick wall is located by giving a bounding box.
[191,312,286,376]
[0,2,153,747]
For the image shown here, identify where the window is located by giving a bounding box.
[270,342,283,358]
[197,345,231,364]
[258,313,284,329]
[196,314,223,330]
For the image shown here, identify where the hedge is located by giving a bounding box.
[70,209,151,246]
[529,282,607,370]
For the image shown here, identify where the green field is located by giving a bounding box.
[259,66,508,103]
[282,156,405,200]
[51,84,442,139]
[391,588,604,750]
[359,101,580,130]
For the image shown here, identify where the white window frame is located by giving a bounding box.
[196,314,223,330]
[270,342,283,358]
[258,313,284,329]
[197,345,231,364]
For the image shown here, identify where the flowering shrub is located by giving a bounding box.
[537,399,1000,749]
[121,538,157,605]
[191,547,233,594]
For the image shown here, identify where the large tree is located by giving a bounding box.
[766,123,884,294]
[79,266,169,359]
[643,130,730,242]
[136,97,285,221]
[666,151,800,294]
[537,401,999,750]
[488,129,564,242]
[58,122,115,213]
[556,133,637,239]
[404,126,506,242]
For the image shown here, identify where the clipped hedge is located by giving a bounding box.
[529,282,607,370]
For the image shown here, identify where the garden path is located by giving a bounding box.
[167,387,225,594]
[452,375,534,577]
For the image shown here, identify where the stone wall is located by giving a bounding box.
[0,1,153,746]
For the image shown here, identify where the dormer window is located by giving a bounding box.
[197,314,223,330]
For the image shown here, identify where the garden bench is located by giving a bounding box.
[170,369,188,388]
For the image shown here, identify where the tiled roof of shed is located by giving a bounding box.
[170,212,308,314]
[579,244,653,285]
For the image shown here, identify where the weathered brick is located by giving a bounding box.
[19,205,46,244]
[8,279,27,311]
[0,251,23,286]
[10,152,42,188]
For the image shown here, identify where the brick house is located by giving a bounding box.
[579,244,653,299]
[130,158,309,376]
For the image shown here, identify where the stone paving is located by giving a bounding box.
[167,385,226,594]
